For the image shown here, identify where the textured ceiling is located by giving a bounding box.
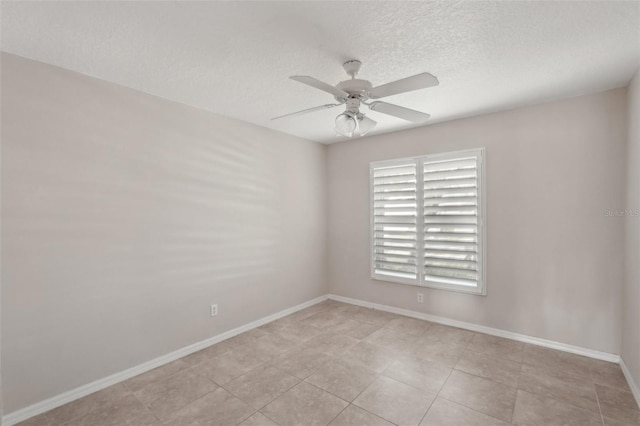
[2,1,639,143]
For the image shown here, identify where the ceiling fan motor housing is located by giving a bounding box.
[345,96,361,113]
[335,79,372,101]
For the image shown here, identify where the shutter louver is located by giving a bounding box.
[372,162,418,281]
[423,156,480,287]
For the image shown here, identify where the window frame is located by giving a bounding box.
[370,148,486,295]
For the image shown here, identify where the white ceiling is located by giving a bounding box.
[2,1,639,144]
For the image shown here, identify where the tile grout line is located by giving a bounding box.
[138,342,267,425]
[128,386,168,426]
[323,402,350,426]
[506,346,525,424]
[449,339,629,422]
[322,366,399,426]
[257,406,283,426]
[293,341,398,425]
[413,322,445,425]
[512,357,525,425]
[268,380,351,426]
[249,325,382,426]
[593,384,607,426]
[219,366,301,415]
[417,333,474,425]
[366,321,538,422]
[157,387,220,426]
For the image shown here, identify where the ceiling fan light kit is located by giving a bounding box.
[335,111,358,137]
[273,59,439,138]
[334,111,377,138]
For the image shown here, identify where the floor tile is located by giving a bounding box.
[590,360,631,391]
[62,393,161,426]
[306,358,379,402]
[182,340,236,366]
[455,350,520,387]
[328,404,394,426]
[353,376,435,426]
[340,341,397,373]
[193,346,268,384]
[383,356,451,394]
[332,304,363,318]
[322,300,351,309]
[604,415,640,426]
[327,319,381,340]
[422,324,475,346]
[303,332,359,356]
[364,327,417,355]
[224,365,300,409]
[420,397,509,426]
[522,345,592,379]
[518,364,599,413]
[348,307,398,327]
[135,368,218,421]
[123,360,191,392]
[45,384,131,425]
[260,382,348,426]
[245,333,300,358]
[596,383,640,424]
[225,329,271,349]
[239,412,279,426]
[466,334,524,363]
[302,310,349,329]
[412,339,466,368]
[15,414,50,426]
[271,346,334,379]
[165,387,254,426]
[295,303,336,319]
[383,316,432,337]
[439,370,516,423]
[512,389,602,426]
[258,316,298,333]
[264,322,325,343]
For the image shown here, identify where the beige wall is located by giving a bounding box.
[623,68,640,389]
[0,53,328,413]
[328,89,627,354]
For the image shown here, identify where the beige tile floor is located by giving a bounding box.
[18,300,640,426]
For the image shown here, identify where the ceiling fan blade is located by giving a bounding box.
[369,101,430,122]
[271,103,341,120]
[368,72,439,99]
[290,76,349,99]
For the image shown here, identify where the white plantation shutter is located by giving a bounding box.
[423,150,484,291]
[370,160,419,283]
[371,149,485,294]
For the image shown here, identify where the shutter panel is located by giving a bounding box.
[422,154,481,287]
[371,161,418,281]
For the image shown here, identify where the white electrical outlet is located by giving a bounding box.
[417,293,423,303]
[210,304,218,317]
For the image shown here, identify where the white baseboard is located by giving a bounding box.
[328,294,621,363]
[2,295,328,426]
[620,357,640,408]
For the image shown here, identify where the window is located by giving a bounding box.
[370,148,486,295]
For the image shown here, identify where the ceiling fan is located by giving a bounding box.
[272,60,439,138]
